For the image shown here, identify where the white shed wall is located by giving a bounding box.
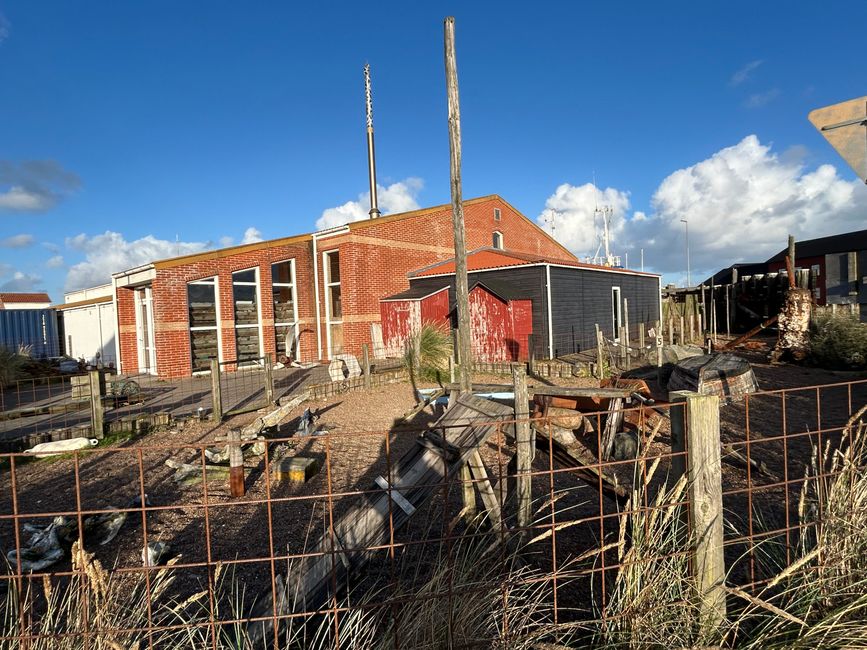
[62,302,117,365]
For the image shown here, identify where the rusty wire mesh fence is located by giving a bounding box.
[0,377,865,648]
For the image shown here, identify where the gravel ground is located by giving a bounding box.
[1,348,865,612]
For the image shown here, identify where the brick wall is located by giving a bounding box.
[119,196,574,377]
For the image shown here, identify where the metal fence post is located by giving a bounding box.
[210,359,223,422]
[264,353,274,405]
[88,369,105,439]
[228,427,245,497]
[669,390,726,631]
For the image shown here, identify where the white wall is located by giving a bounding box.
[65,284,112,304]
[61,301,117,366]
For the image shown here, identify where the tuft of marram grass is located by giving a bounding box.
[809,311,867,369]
[403,323,453,385]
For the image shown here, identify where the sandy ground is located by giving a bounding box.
[1,342,866,617]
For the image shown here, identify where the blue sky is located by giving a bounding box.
[1,1,866,301]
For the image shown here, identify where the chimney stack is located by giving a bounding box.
[364,63,381,219]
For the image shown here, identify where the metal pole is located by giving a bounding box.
[681,218,691,287]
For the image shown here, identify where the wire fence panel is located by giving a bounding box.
[0,377,865,647]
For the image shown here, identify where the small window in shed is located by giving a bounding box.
[494,207,501,221]
[611,286,622,340]
[492,231,504,250]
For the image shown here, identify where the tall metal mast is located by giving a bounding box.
[364,63,381,219]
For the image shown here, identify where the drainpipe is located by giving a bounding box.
[312,226,350,361]
[111,276,121,372]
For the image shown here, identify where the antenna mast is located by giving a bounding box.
[364,63,381,219]
[588,175,621,267]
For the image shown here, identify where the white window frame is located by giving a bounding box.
[494,207,501,222]
[492,231,504,250]
[323,250,342,358]
[271,258,300,361]
[188,276,223,374]
[135,286,157,374]
[232,267,264,365]
[611,286,622,342]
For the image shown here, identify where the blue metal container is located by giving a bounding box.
[0,309,60,358]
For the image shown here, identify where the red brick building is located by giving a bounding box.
[111,195,576,378]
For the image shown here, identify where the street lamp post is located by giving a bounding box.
[680,219,691,287]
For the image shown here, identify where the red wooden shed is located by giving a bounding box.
[379,280,533,362]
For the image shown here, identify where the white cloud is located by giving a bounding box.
[241,227,263,244]
[537,182,631,259]
[218,236,234,248]
[0,271,42,292]
[730,60,763,86]
[540,135,867,284]
[0,160,81,213]
[65,231,210,291]
[46,255,64,269]
[744,88,780,108]
[0,233,34,248]
[0,13,9,44]
[316,178,424,230]
[0,187,51,212]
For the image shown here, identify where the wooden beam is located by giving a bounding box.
[444,16,472,394]
[466,450,503,528]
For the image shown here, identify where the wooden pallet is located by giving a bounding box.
[248,395,513,642]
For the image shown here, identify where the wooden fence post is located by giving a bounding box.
[210,359,223,422]
[264,353,274,405]
[669,390,726,630]
[595,324,604,379]
[512,364,533,530]
[527,333,536,375]
[88,369,104,439]
[228,427,245,497]
[362,343,371,389]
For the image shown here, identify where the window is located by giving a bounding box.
[494,207,501,222]
[232,268,262,363]
[324,250,343,356]
[272,259,298,361]
[492,231,504,250]
[188,278,219,372]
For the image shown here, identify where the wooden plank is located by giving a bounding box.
[466,450,503,527]
[599,397,623,461]
[460,464,476,519]
[531,421,628,503]
[512,364,532,529]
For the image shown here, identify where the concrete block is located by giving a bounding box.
[273,456,320,483]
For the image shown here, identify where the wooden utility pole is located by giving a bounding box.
[444,16,472,393]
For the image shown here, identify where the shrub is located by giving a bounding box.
[0,345,27,389]
[403,323,453,384]
[809,312,867,369]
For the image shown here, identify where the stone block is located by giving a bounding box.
[273,456,320,483]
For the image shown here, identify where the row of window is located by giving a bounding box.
[186,252,343,371]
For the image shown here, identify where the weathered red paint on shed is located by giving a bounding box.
[380,287,450,354]
[468,285,533,362]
